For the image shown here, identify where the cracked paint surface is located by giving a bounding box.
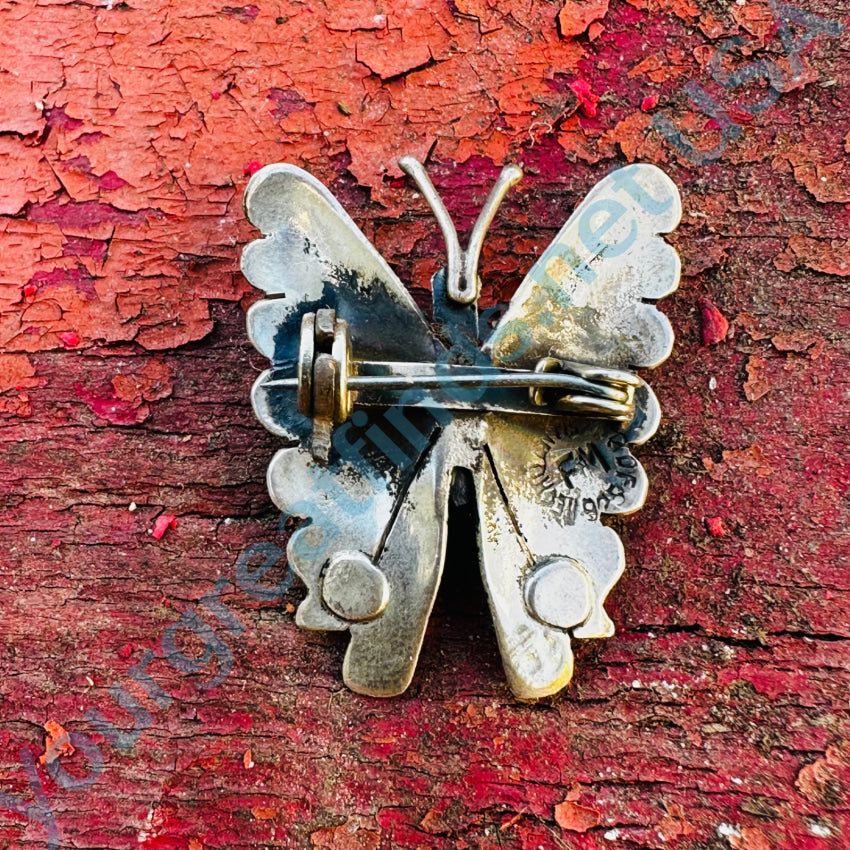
[1,0,849,847]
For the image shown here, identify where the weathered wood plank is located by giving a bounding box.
[2,0,848,847]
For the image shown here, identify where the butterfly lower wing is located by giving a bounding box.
[344,437,452,696]
[477,445,575,699]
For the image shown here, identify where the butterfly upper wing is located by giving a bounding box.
[242,163,442,441]
[485,163,681,374]
[476,164,681,697]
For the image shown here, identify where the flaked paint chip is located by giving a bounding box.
[251,806,277,820]
[152,514,178,539]
[555,799,600,833]
[570,79,600,118]
[706,516,727,536]
[39,720,74,764]
[700,298,729,346]
[744,355,772,402]
[559,0,609,38]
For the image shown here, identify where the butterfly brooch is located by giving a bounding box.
[241,158,681,699]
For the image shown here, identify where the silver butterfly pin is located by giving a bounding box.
[241,158,681,698]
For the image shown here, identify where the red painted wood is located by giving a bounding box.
[1,0,848,848]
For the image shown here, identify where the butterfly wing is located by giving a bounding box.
[242,164,454,695]
[478,164,681,697]
[485,163,681,372]
[242,163,442,442]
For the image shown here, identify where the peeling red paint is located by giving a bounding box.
[152,514,178,540]
[704,444,773,482]
[569,79,600,119]
[796,742,850,808]
[39,720,74,765]
[73,361,173,425]
[311,816,380,849]
[63,155,131,192]
[553,799,600,833]
[658,801,695,841]
[30,266,98,300]
[112,359,173,406]
[0,353,44,393]
[744,354,771,401]
[700,298,729,346]
[706,516,727,536]
[251,805,277,820]
[559,0,610,38]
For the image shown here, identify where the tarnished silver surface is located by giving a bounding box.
[241,158,681,699]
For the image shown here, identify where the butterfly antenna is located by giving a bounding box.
[399,156,463,302]
[463,165,523,304]
[400,156,523,305]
